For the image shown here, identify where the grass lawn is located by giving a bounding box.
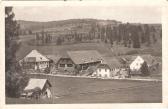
[6,74,162,104]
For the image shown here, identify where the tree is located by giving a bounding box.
[140,61,150,76]
[56,37,62,45]
[110,38,113,47]
[152,34,157,43]
[144,24,151,46]
[5,7,29,97]
[132,26,141,48]
[28,30,33,35]
[128,38,132,48]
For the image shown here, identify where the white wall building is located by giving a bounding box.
[92,64,111,78]
[130,56,145,72]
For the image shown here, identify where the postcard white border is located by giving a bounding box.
[0,0,168,109]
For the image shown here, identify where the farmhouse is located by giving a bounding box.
[56,54,75,72]
[19,50,50,70]
[108,58,128,78]
[92,64,111,78]
[90,57,129,79]
[21,78,52,99]
[49,50,103,74]
[129,55,157,75]
[67,50,103,70]
[130,56,144,72]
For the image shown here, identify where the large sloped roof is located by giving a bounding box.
[24,78,51,91]
[21,49,49,62]
[106,58,123,69]
[67,50,103,64]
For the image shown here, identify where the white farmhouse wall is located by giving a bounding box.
[96,68,111,78]
[130,56,144,71]
[46,88,52,98]
[36,62,49,70]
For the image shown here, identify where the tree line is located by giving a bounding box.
[97,23,160,48]
[33,22,161,47]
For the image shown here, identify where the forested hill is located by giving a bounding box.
[17,19,121,31]
[17,19,162,56]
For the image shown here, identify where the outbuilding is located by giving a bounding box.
[21,78,52,99]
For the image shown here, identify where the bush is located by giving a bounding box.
[140,61,150,76]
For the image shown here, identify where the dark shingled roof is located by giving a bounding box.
[67,50,103,65]
[97,64,111,69]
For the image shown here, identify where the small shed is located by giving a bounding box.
[21,78,52,99]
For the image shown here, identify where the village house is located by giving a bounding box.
[92,63,111,78]
[19,50,50,70]
[57,57,75,73]
[90,58,129,79]
[129,56,145,75]
[128,55,158,75]
[108,58,129,79]
[21,78,52,99]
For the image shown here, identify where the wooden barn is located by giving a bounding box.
[21,78,52,99]
[48,50,103,74]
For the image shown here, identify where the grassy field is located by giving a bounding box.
[6,74,162,104]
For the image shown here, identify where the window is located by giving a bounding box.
[60,64,65,67]
[67,64,73,67]
[99,69,101,72]
[82,65,88,70]
[105,69,107,72]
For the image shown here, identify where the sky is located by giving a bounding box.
[13,6,161,24]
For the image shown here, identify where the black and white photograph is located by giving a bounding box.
[4,3,164,104]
